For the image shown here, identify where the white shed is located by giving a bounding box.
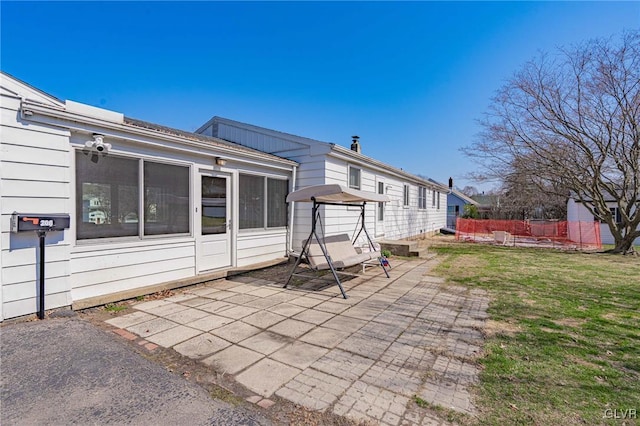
[197,117,448,251]
[567,197,640,246]
[0,73,297,321]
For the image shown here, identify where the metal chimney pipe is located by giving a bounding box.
[351,135,361,153]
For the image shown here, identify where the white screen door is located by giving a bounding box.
[199,174,231,271]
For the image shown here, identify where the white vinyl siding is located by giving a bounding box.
[1,78,296,321]
[1,93,72,320]
[197,116,450,249]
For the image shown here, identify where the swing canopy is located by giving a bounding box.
[286,184,390,204]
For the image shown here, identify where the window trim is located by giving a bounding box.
[377,181,384,222]
[418,186,427,210]
[403,184,410,207]
[75,150,192,242]
[601,207,622,224]
[348,165,361,190]
[238,173,289,231]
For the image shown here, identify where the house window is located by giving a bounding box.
[144,161,190,235]
[437,192,441,210]
[403,184,410,207]
[378,181,384,221]
[239,174,288,229]
[418,186,427,209]
[267,178,288,227]
[432,189,436,207]
[348,166,361,190]
[601,207,622,224]
[76,153,190,240]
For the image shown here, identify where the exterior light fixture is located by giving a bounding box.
[215,157,227,166]
[84,133,111,153]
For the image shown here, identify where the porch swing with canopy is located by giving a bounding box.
[284,184,391,299]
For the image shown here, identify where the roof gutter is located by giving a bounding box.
[329,145,448,191]
[20,100,297,170]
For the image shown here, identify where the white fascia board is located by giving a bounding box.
[20,100,297,171]
[328,145,447,190]
[0,71,64,107]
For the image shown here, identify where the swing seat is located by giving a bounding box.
[305,234,378,270]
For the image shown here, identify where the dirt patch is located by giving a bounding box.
[483,319,521,338]
[553,318,587,328]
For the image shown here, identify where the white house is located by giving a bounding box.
[196,117,448,251]
[567,197,640,246]
[0,73,297,321]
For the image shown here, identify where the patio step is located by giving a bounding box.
[378,239,427,258]
[409,247,431,258]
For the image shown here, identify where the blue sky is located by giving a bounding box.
[2,2,638,191]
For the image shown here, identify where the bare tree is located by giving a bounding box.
[460,185,479,197]
[465,31,640,253]
[500,156,568,220]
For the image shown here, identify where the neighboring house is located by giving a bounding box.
[470,193,501,219]
[0,73,297,321]
[445,189,478,229]
[567,196,640,246]
[196,117,448,251]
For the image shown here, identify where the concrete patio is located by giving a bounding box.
[104,257,489,426]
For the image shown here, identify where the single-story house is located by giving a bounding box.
[196,117,448,251]
[567,196,640,246]
[0,72,298,321]
[445,187,478,229]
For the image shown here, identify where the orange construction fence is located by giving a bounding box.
[455,218,602,250]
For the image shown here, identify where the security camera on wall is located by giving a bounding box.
[83,133,112,163]
[84,134,112,153]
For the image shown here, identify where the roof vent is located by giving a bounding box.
[350,135,361,153]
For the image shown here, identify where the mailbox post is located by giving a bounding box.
[11,213,71,319]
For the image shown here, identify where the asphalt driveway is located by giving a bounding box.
[0,317,268,426]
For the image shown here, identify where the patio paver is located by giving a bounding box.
[235,358,300,397]
[173,333,231,359]
[202,345,264,375]
[110,257,489,426]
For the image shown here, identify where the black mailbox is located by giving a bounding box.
[11,213,71,233]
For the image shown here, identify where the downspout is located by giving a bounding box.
[288,164,298,255]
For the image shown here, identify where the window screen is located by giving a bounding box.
[144,161,190,235]
[239,174,265,229]
[76,154,139,239]
[267,178,288,227]
[349,166,361,190]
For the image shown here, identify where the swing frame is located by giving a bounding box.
[283,184,390,299]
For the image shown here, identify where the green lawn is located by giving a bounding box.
[432,243,640,425]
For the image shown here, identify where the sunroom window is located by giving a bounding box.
[76,153,190,240]
[239,174,288,230]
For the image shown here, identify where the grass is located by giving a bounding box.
[104,302,128,313]
[413,395,469,424]
[432,242,640,426]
